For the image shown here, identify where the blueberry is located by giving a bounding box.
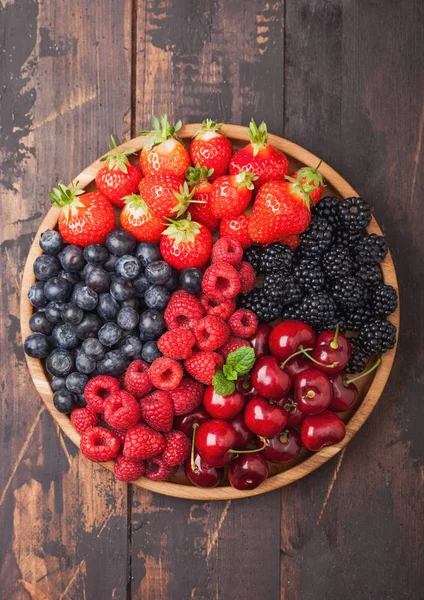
[119,335,142,359]
[52,323,79,350]
[144,285,170,310]
[110,277,134,302]
[75,393,87,407]
[45,301,65,324]
[106,229,137,256]
[120,297,140,310]
[117,306,140,331]
[81,337,105,360]
[164,269,179,291]
[39,229,64,255]
[133,274,150,297]
[85,266,111,293]
[98,322,123,347]
[179,268,203,294]
[24,333,51,358]
[28,282,48,308]
[115,254,142,280]
[66,372,89,394]
[33,254,61,281]
[136,242,161,267]
[73,285,98,310]
[51,375,67,391]
[44,277,72,302]
[103,253,119,272]
[81,262,97,280]
[141,340,162,363]
[145,261,172,285]
[97,292,120,322]
[58,270,80,285]
[75,313,102,340]
[83,243,109,265]
[75,350,97,374]
[97,349,127,376]
[62,303,84,325]
[29,312,55,335]
[139,309,165,340]
[53,389,76,414]
[46,349,75,377]
[59,245,85,273]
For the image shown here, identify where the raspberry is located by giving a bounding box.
[124,423,166,460]
[278,234,300,250]
[228,309,258,338]
[164,290,203,330]
[80,427,120,462]
[110,428,127,450]
[219,337,251,358]
[70,407,98,434]
[161,430,190,467]
[145,456,177,481]
[234,261,256,294]
[219,213,251,249]
[123,360,152,398]
[114,453,145,482]
[169,377,204,415]
[194,315,230,351]
[211,237,243,265]
[200,294,236,320]
[184,352,224,385]
[140,390,174,432]
[157,328,196,360]
[104,390,141,430]
[202,262,240,302]
[85,375,120,413]
[149,357,183,390]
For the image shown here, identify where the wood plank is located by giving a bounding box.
[0,1,132,598]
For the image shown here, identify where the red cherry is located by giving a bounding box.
[283,354,311,377]
[249,324,272,359]
[311,327,351,373]
[244,395,288,437]
[184,452,224,488]
[300,410,346,451]
[328,372,358,412]
[227,453,269,490]
[294,368,333,414]
[269,320,315,361]
[173,406,210,439]
[280,399,306,427]
[203,385,245,420]
[258,428,302,463]
[195,419,237,467]
[228,412,255,449]
[251,355,292,400]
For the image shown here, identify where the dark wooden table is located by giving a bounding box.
[1,1,423,598]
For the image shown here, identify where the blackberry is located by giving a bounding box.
[321,245,352,279]
[354,262,382,287]
[370,284,398,318]
[330,276,365,310]
[280,302,304,321]
[353,234,388,264]
[345,338,371,374]
[333,228,362,249]
[243,245,263,273]
[294,260,326,293]
[317,312,347,334]
[338,197,371,232]
[299,216,333,256]
[259,243,293,273]
[358,319,397,354]
[239,288,282,323]
[312,196,341,227]
[345,304,374,331]
[299,292,336,327]
[263,273,303,305]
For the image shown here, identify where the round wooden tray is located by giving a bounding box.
[20,124,399,500]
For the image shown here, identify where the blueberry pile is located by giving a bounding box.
[24,228,203,411]
[240,196,398,372]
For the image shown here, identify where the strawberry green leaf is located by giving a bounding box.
[212,371,236,397]
[225,347,255,376]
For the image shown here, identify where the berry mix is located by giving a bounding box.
[23,116,397,490]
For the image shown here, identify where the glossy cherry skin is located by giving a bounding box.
[173,406,210,439]
[300,410,346,451]
[269,320,315,362]
[249,324,272,359]
[244,396,288,437]
[258,428,302,463]
[328,372,358,412]
[184,452,224,488]
[283,401,307,427]
[195,419,237,467]
[228,453,269,490]
[236,377,257,401]
[283,355,311,378]
[228,412,255,450]
[203,385,245,420]
[311,330,351,373]
[294,368,333,415]
[251,355,292,400]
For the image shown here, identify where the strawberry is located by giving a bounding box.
[95,136,142,207]
[210,171,257,218]
[160,215,213,270]
[219,212,252,249]
[189,120,233,181]
[229,119,289,189]
[49,183,115,247]
[186,164,219,232]
[248,179,312,244]
[289,163,324,205]
[120,193,165,242]
[138,173,185,218]
[140,115,190,178]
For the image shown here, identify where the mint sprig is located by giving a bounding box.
[212,347,256,396]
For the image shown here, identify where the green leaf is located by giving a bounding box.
[223,364,238,381]
[212,371,235,396]
[226,347,255,376]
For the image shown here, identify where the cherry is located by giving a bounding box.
[195,419,237,467]
[294,368,333,414]
[300,410,346,451]
[311,326,351,373]
[258,428,302,464]
[244,395,288,437]
[236,377,257,401]
[228,453,269,490]
[283,354,311,378]
[229,412,255,450]
[184,452,224,488]
[269,320,315,362]
[203,385,245,420]
[328,358,382,412]
[249,324,272,359]
[282,400,306,427]
[251,355,292,400]
[173,406,210,439]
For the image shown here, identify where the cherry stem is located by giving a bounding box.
[190,423,199,473]
[281,347,314,369]
[283,401,297,411]
[330,324,340,350]
[299,345,339,369]
[345,358,382,386]
[303,390,315,399]
[229,436,267,454]
[280,430,289,443]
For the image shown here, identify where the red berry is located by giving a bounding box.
[228,309,258,338]
[202,262,241,303]
[234,261,256,294]
[219,337,252,359]
[184,352,224,385]
[200,294,236,321]
[70,407,98,434]
[157,328,196,360]
[194,315,230,352]
[149,357,183,390]
[84,375,120,413]
[169,377,204,415]
[220,213,251,249]
[123,360,152,398]
[96,161,142,208]
[161,430,191,467]
[164,290,203,330]
[110,428,127,450]
[103,390,141,430]
[160,218,213,270]
[80,427,120,462]
[114,453,145,482]
[140,390,174,432]
[190,122,233,181]
[145,456,177,481]
[211,237,243,265]
[124,423,166,460]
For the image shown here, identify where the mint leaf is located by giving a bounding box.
[212,371,235,396]
[223,364,238,381]
[226,347,255,376]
